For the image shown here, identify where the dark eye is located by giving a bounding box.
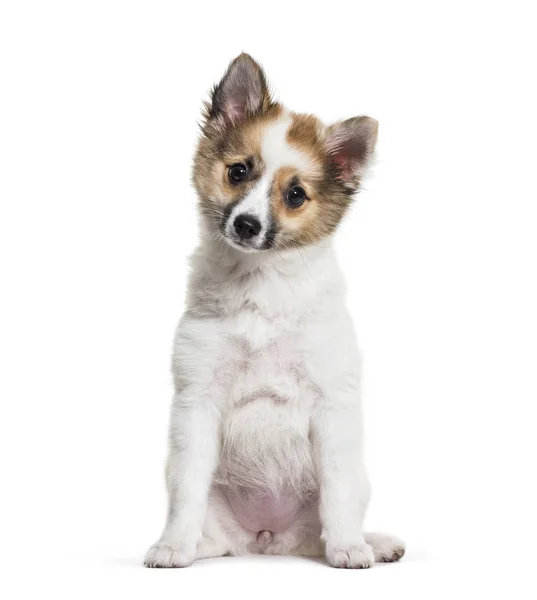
[228,163,248,183]
[286,186,307,207]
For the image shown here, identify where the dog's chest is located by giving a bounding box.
[223,307,320,410]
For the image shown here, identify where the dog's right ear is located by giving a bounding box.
[206,53,272,125]
[325,116,379,189]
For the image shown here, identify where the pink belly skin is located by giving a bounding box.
[223,487,304,534]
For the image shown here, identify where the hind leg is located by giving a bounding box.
[288,531,405,563]
[365,532,406,563]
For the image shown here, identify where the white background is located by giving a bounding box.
[1,1,536,598]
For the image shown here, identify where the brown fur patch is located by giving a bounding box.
[270,165,320,238]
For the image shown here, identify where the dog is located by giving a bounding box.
[144,53,405,569]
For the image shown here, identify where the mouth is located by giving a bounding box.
[222,234,263,253]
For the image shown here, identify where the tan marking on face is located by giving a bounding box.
[271,171,322,247]
[287,113,327,160]
[271,166,315,222]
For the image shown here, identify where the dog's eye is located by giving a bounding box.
[286,186,307,208]
[228,163,248,183]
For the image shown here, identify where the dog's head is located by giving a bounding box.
[193,54,377,252]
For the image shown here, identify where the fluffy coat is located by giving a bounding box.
[144,54,404,569]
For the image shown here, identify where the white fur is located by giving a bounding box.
[261,114,311,173]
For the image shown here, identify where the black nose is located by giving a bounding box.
[233,214,261,240]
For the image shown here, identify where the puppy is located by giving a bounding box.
[145,54,404,569]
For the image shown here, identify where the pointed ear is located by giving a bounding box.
[325,116,378,185]
[209,53,271,123]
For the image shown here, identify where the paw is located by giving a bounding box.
[375,539,405,563]
[326,542,375,569]
[365,532,406,563]
[144,542,195,568]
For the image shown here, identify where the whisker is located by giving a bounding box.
[294,242,315,282]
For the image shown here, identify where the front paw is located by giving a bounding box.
[326,542,375,569]
[144,542,195,568]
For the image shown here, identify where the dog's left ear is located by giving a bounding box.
[209,53,271,123]
[325,116,378,186]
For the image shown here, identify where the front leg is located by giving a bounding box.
[312,381,374,569]
[144,387,220,568]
